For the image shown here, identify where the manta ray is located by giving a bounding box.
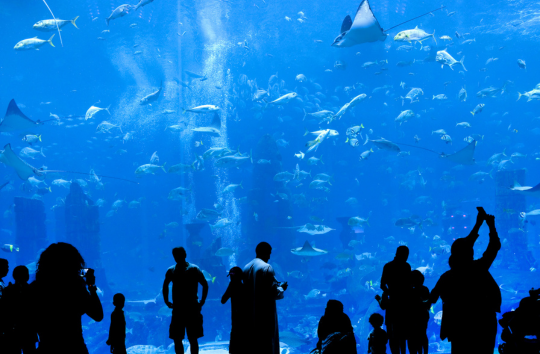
[332,0,387,47]
[291,241,328,256]
[192,113,221,136]
[0,144,44,180]
[510,181,540,198]
[0,99,43,133]
[441,140,476,165]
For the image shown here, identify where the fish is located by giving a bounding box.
[291,241,328,256]
[33,17,79,31]
[265,93,298,108]
[215,150,252,168]
[135,163,167,176]
[458,87,467,102]
[517,59,526,70]
[140,81,162,105]
[436,50,466,71]
[85,105,110,120]
[134,0,155,10]
[394,26,436,47]
[183,105,220,114]
[14,35,55,51]
[348,216,370,227]
[20,147,45,159]
[470,103,485,116]
[332,0,387,47]
[192,113,221,136]
[395,110,415,125]
[215,247,235,257]
[107,4,132,26]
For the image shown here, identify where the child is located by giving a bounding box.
[407,270,430,354]
[3,265,38,353]
[368,313,388,354]
[106,293,127,354]
[221,267,245,354]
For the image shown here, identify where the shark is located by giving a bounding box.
[126,292,161,305]
[291,241,328,256]
[192,113,221,136]
[510,181,540,198]
[1,144,44,180]
[332,0,387,47]
[0,99,44,133]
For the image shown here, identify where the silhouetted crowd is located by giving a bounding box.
[0,209,535,354]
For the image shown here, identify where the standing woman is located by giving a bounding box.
[31,242,103,354]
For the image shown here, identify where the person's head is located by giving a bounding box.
[0,258,8,278]
[113,293,125,309]
[450,238,474,268]
[172,247,187,263]
[36,242,85,282]
[395,246,409,262]
[369,313,384,329]
[228,266,243,282]
[256,242,272,262]
[13,265,29,284]
[324,299,344,316]
[410,269,424,288]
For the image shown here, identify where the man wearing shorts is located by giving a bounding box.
[163,247,208,354]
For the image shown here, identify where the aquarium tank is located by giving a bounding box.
[0,0,539,353]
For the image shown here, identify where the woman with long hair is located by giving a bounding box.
[31,242,103,354]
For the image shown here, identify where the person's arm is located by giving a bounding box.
[429,276,443,304]
[199,271,209,307]
[163,269,173,308]
[478,214,501,269]
[380,264,389,292]
[221,283,232,304]
[464,209,485,245]
[268,266,285,300]
[84,269,103,322]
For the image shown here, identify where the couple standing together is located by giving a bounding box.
[163,242,287,354]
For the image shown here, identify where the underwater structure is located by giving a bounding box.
[14,197,47,265]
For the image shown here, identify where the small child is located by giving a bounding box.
[106,293,127,354]
[368,313,388,354]
[407,270,430,354]
[221,267,245,354]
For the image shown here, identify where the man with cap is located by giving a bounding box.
[243,242,288,354]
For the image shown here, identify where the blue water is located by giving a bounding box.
[1,0,540,353]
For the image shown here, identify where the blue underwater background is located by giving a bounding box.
[1,0,540,353]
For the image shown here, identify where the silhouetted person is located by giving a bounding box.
[106,293,126,354]
[406,270,429,354]
[30,242,103,354]
[316,300,356,354]
[163,247,208,354]
[4,265,37,353]
[243,242,288,354]
[380,246,411,354]
[368,313,388,354]
[221,267,246,354]
[430,210,501,354]
[0,258,9,348]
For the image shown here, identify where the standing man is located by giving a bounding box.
[163,247,208,354]
[243,242,288,354]
[380,246,411,354]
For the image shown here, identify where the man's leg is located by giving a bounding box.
[188,337,199,354]
[173,340,184,354]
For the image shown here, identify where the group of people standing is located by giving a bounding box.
[373,209,501,354]
[0,207,503,354]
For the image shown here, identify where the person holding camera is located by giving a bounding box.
[30,242,103,354]
[430,208,501,354]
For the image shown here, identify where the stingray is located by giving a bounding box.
[0,99,44,133]
[332,2,445,47]
[291,241,328,256]
[440,140,476,165]
[192,113,221,136]
[509,181,540,198]
[0,144,44,180]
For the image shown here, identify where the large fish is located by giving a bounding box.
[1,144,43,180]
[192,113,221,136]
[291,241,328,256]
[332,0,387,47]
[140,81,162,105]
[0,99,43,133]
[33,17,79,31]
[106,4,132,26]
